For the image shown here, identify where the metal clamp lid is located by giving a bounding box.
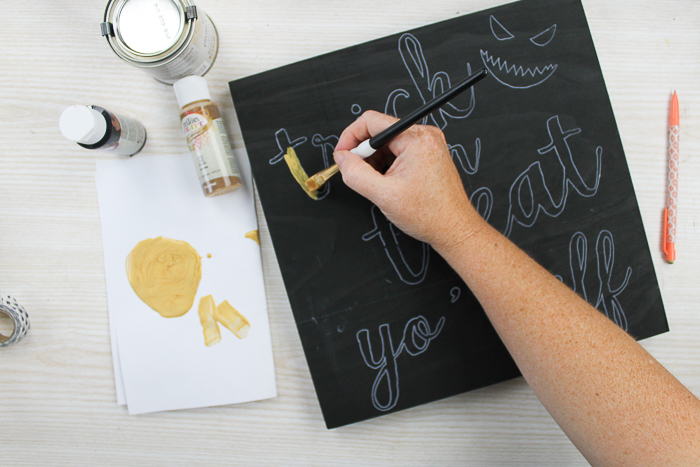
[102,0,194,60]
[100,22,115,37]
[185,5,197,20]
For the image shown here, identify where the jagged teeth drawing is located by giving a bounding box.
[480,50,558,89]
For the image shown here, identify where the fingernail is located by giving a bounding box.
[334,151,346,169]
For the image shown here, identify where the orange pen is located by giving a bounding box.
[663,91,679,263]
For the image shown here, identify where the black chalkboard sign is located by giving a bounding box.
[229,0,668,429]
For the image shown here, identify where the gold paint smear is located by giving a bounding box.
[215,300,250,339]
[198,295,221,347]
[126,237,201,318]
[284,147,318,200]
[245,230,260,245]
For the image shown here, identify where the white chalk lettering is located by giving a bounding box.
[357,315,446,411]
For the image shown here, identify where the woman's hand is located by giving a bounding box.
[334,111,481,247]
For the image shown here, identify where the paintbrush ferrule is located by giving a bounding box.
[306,164,340,192]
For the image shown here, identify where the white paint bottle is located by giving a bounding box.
[59,105,147,157]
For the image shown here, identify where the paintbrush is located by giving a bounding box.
[305,67,488,192]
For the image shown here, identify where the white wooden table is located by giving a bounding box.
[1,1,698,465]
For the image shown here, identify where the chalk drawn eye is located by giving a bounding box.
[489,15,514,41]
[530,25,557,46]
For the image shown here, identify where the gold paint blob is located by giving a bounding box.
[207,253,212,258]
[215,300,250,339]
[245,230,260,245]
[198,295,221,347]
[126,237,202,318]
[284,147,318,200]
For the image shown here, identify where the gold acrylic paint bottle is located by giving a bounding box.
[173,76,242,197]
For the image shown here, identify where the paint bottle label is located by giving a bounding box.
[147,12,219,84]
[65,105,147,156]
[107,111,148,156]
[181,103,241,196]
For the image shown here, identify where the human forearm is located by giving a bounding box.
[433,210,700,467]
[334,112,700,465]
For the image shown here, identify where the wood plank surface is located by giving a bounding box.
[0,1,698,465]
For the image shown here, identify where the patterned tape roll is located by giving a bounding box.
[0,295,30,348]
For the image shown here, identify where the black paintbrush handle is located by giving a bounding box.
[368,67,488,149]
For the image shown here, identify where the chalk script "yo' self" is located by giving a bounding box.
[357,315,445,412]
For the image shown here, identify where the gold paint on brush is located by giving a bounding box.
[245,230,260,245]
[283,147,318,200]
[305,164,339,192]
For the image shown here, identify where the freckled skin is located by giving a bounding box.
[333,111,700,466]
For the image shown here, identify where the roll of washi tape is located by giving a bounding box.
[0,295,30,348]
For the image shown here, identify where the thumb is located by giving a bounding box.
[334,150,385,202]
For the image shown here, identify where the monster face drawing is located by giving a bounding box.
[480,15,558,89]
